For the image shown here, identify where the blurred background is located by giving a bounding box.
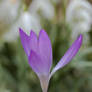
[0,0,92,92]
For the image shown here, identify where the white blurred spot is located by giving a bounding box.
[0,0,21,31]
[3,12,41,42]
[29,0,55,20]
[66,0,92,44]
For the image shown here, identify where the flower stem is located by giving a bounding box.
[39,75,49,92]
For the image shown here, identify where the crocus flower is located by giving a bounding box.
[19,28,83,92]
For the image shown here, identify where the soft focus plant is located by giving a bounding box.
[19,28,83,92]
[0,0,22,42]
[66,0,92,41]
[29,0,55,20]
[0,0,21,32]
[4,12,41,42]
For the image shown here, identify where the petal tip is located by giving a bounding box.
[30,30,34,34]
[39,29,49,38]
[78,34,83,43]
[40,29,45,32]
[30,30,38,42]
[19,28,25,36]
[19,28,23,33]
[19,28,29,38]
[39,29,46,34]
[30,30,36,36]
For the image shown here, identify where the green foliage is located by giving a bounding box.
[0,22,92,92]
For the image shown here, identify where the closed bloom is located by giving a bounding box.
[19,28,83,92]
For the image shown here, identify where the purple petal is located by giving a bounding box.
[29,30,38,53]
[19,28,30,56]
[38,30,52,72]
[28,50,50,76]
[50,34,83,77]
[19,28,37,56]
[19,29,52,74]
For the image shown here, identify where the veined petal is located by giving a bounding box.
[50,34,83,77]
[38,30,52,72]
[28,50,50,76]
[19,28,37,56]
